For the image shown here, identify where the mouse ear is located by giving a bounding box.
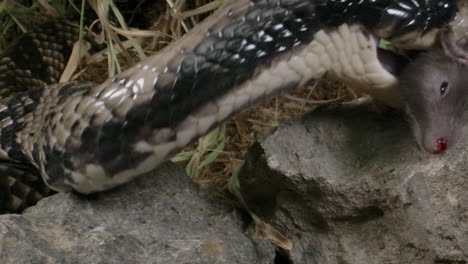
[441,29,468,64]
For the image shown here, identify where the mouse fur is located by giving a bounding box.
[399,48,468,153]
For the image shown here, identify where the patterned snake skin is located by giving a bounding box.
[0,0,462,213]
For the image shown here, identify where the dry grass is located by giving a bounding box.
[0,0,359,192]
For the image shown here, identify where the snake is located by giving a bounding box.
[0,0,464,213]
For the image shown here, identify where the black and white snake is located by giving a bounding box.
[0,0,464,213]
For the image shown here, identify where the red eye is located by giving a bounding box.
[440,81,448,95]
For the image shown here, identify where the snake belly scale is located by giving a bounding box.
[0,0,459,212]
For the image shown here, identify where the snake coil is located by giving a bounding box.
[0,0,460,213]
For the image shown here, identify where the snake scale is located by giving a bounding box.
[0,0,464,213]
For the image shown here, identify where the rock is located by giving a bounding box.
[0,162,275,264]
[238,101,468,264]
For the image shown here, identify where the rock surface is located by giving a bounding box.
[238,101,468,264]
[0,162,275,264]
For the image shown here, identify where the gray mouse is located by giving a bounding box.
[399,48,468,154]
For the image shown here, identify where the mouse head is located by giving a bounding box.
[399,50,468,154]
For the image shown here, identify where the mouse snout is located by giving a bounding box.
[424,137,448,154]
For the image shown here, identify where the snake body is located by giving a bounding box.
[0,0,461,212]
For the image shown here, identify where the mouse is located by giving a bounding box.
[399,48,468,154]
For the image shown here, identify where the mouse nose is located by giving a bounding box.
[430,138,448,154]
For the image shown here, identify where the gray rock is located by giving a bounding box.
[238,101,468,264]
[0,162,275,264]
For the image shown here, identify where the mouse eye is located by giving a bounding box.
[440,81,449,95]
